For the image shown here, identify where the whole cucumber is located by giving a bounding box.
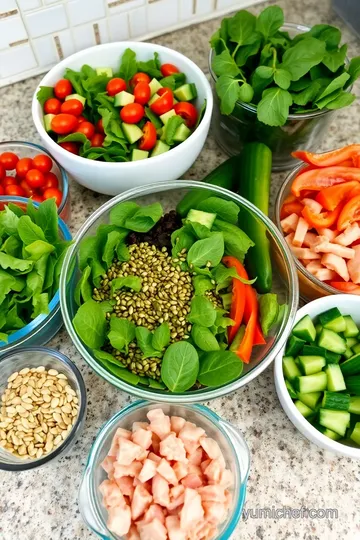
[238,142,272,293]
[176,155,241,217]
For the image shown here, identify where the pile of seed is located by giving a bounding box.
[0,367,79,460]
[112,345,163,380]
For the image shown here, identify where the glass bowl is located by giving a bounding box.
[0,347,86,471]
[209,23,339,171]
[60,180,299,402]
[78,400,250,539]
[0,196,72,354]
[0,141,70,222]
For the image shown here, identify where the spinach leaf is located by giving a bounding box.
[196,197,240,224]
[58,133,88,145]
[193,275,215,296]
[0,205,19,236]
[257,87,293,127]
[238,83,254,103]
[36,86,54,106]
[228,10,256,46]
[148,379,166,389]
[184,221,212,239]
[124,203,163,233]
[64,68,84,96]
[74,265,92,306]
[171,226,195,258]
[35,198,59,244]
[0,270,24,305]
[212,263,255,292]
[215,75,240,115]
[152,323,170,352]
[1,236,21,258]
[102,229,128,268]
[6,304,26,331]
[0,253,33,273]
[160,73,186,89]
[292,81,321,106]
[108,317,135,354]
[7,203,24,217]
[110,202,140,227]
[135,326,162,358]
[137,52,162,79]
[191,325,220,352]
[25,240,55,261]
[93,349,125,367]
[315,72,350,103]
[72,299,107,349]
[145,107,162,129]
[161,341,199,392]
[119,48,138,81]
[32,292,49,319]
[187,233,224,268]
[26,200,38,223]
[187,296,217,327]
[274,68,291,90]
[323,44,347,73]
[212,49,240,78]
[256,5,284,39]
[345,57,360,89]
[198,350,243,386]
[111,276,142,295]
[325,92,356,109]
[195,99,207,129]
[163,115,184,146]
[234,37,262,67]
[95,354,140,384]
[280,38,326,81]
[18,216,45,245]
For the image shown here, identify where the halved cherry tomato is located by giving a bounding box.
[19,180,34,197]
[138,122,157,151]
[291,167,360,198]
[293,145,360,167]
[31,193,44,204]
[44,98,61,115]
[120,103,144,124]
[16,157,33,178]
[337,195,360,231]
[32,154,53,174]
[42,172,59,191]
[330,282,360,294]
[2,176,17,187]
[0,163,4,181]
[76,121,95,139]
[91,133,105,147]
[315,181,359,211]
[0,152,19,170]
[302,204,342,228]
[60,99,84,116]
[54,79,72,100]
[0,185,4,195]
[130,72,151,88]
[59,142,79,155]
[43,187,62,206]
[174,102,198,128]
[5,184,25,197]
[78,115,86,124]
[26,169,45,189]
[160,63,179,77]
[134,82,151,105]
[150,88,173,115]
[106,78,127,96]
[51,114,79,135]
[96,118,104,133]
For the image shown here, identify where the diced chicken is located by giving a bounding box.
[178,422,205,454]
[167,492,185,511]
[303,231,317,248]
[101,456,115,479]
[302,198,322,214]
[312,268,337,281]
[202,501,227,525]
[131,485,153,521]
[132,422,149,432]
[132,428,153,450]
[171,416,186,435]
[313,236,355,259]
[347,245,360,284]
[152,474,170,507]
[290,246,321,259]
[114,460,142,479]
[322,253,350,281]
[107,504,131,536]
[148,452,161,463]
[137,518,167,540]
[115,476,135,498]
[280,213,299,233]
[203,459,223,484]
[166,515,186,540]
[173,461,188,481]
[198,485,227,503]
[200,459,211,473]
[171,485,185,499]
[138,459,158,483]
[316,227,338,241]
[157,458,179,485]
[199,437,221,461]
[151,433,161,455]
[285,232,295,245]
[224,490,232,509]
[219,469,233,489]
[147,409,171,440]
[99,479,126,509]
[334,223,360,246]
[160,433,187,462]
[181,474,204,489]
[306,260,323,274]
[180,488,205,531]
[126,525,141,540]
[117,438,144,466]
[167,505,184,516]
[187,447,203,466]
[293,217,309,247]
[140,504,166,525]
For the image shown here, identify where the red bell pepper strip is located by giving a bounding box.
[337,194,360,231]
[315,181,359,211]
[302,204,342,229]
[243,293,266,345]
[292,145,360,167]
[222,256,246,343]
[291,167,360,198]
[280,200,304,219]
[330,282,360,294]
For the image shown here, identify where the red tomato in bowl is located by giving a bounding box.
[138,122,157,151]
[51,114,78,135]
[54,79,72,100]
[0,152,19,170]
[174,102,198,128]
[33,154,53,174]
[134,82,151,105]
[150,88,173,115]
[43,187,62,206]
[76,121,96,139]
[5,184,25,197]
[42,172,59,191]
[91,133,105,147]
[106,78,126,96]
[44,98,61,115]
[26,169,45,189]
[120,103,144,124]
[59,142,79,155]
[16,157,33,178]
[160,63,179,77]
[60,99,84,116]
[19,180,34,197]
[130,72,151,88]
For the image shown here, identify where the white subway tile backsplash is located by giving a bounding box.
[0,16,27,49]
[25,5,68,38]
[0,0,17,14]
[129,6,147,38]
[179,0,193,21]
[73,23,97,51]
[95,18,110,44]
[43,0,62,4]
[147,0,178,33]
[67,0,106,27]
[108,12,130,41]
[195,0,213,16]
[216,0,240,10]
[17,0,42,11]
[55,29,76,59]
[106,0,145,15]
[0,44,37,78]
[32,35,58,67]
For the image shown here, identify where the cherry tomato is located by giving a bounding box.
[130,72,151,88]
[26,169,45,189]
[54,79,73,100]
[0,163,4,181]
[15,157,32,178]
[59,142,79,155]
[76,121,95,139]
[78,115,86,124]
[134,82,151,105]
[60,99,84,116]
[106,78,127,96]
[150,88,173,115]
[42,172,59,191]
[32,154,53,174]
[138,122,157,151]
[0,184,4,196]
[51,114,78,135]
[0,152,19,170]
[91,133,105,147]
[96,118,104,133]
[160,63,180,77]
[43,187,62,206]
[5,184,25,197]
[19,180,34,197]
[2,176,17,187]
[31,193,44,204]
[44,98,61,115]
[174,102,198,128]
[120,103,144,124]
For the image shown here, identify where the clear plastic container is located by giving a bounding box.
[79,400,250,539]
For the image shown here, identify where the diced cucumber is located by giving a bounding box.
[285,335,305,357]
[131,149,148,161]
[349,396,360,414]
[221,292,232,311]
[294,372,327,394]
[292,315,316,342]
[174,83,197,101]
[315,324,323,336]
[340,353,360,376]
[65,93,86,105]
[343,315,359,338]
[173,123,191,143]
[297,391,322,410]
[44,114,55,133]
[114,91,135,107]
[148,93,160,106]
[149,78,162,96]
[229,326,245,353]
[285,379,297,399]
[160,109,176,124]
[325,350,342,364]
[187,209,216,229]
[295,400,313,418]
[95,67,113,77]
[345,376,360,395]
[298,355,326,375]
[346,337,358,348]
[343,347,354,360]
[317,425,342,441]
[151,140,170,157]
[318,328,346,354]
[122,123,143,144]
[319,307,346,333]
[352,343,360,355]
[319,408,350,436]
[302,344,325,357]
[322,391,350,411]
[283,356,301,381]
[349,422,360,445]
[325,364,346,392]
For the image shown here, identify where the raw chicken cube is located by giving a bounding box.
[157,458,179,485]
[290,246,321,259]
[347,245,360,284]
[132,422,149,432]
[322,253,350,281]
[139,504,166,525]
[131,485,153,521]
[152,474,170,506]
[115,476,135,498]
[101,456,115,479]
[202,501,227,524]
[147,409,171,440]
[334,223,360,246]
[180,488,205,531]
[137,518,167,540]
[99,479,126,509]
[303,231,317,248]
[293,217,309,247]
[285,232,295,245]
[280,213,299,233]
[181,473,204,489]
[178,422,205,454]
[203,459,223,484]
[198,485,227,503]
[151,433,161,454]
[138,459,158,483]
[126,525,140,540]
[312,268,337,281]
[107,505,131,536]
[160,433,187,462]
[170,485,185,499]
[148,452,161,463]
[108,428,132,457]
[219,469,233,488]
[313,237,355,259]
[187,447,203,466]
[171,416,186,435]
[200,459,211,473]
[167,492,185,511]
[166,515,186,540]
[199,437,222,460]
[117,438,144,466]
[114,461,142,479]
[316,227,337,241]
[173,461,188,481]
[132,428,153,450]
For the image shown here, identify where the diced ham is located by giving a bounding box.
[160,433,187,462]
[171,485,185,499]
[303,231,317,248]
[219,469,233,489]
[140,504,166,525]
[147,409,171,440]
[132,422,149,432]
[290,245,321,259]
[280,213,299,233]
[293,217,309,247]
[178,422,205,454]
[132,428,153,450]
[322,253,350,281]
[312,268,337,281]
[173,461,188,481]
[187,447,203,466]
[302,198,322,214]
[199,437,221,460]
[127,525,140,540]
[137,518,167,540]
[347,245,360,284]
[131,485,153,521]
[285,232,295,245]
[171,416,186,435]
[148,452,161,463]
[152,474,170,507]
[115,476,135,498]
[334,223,360,246]
[107,504,131,536]
[180,488,204,531]
[313,236,355,259]
[316,227,337,241]
[166,515,186,540]
[203,501,227,524]
[157,458,179,485]
[306,260,323,274]
[181,474,204,489]
[138,459,158,483]
[99,479,126,509]
[117,438,144,466]
[101,456,115,479]
[203,459,223,484]
[114,461,142,479]
[198,485,227,503]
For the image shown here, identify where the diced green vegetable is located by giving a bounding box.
[340,353,360,376]
[349,396,360,414]
[297,391,322,410]
[325,364,346,392]
[343,315,359,338]
[292,315,316,342]
[283,356,301,381]
[322,391,350,411]
[298,355,326,375]
[285,335,305,357]
[318,328,347,354]
[294,372,327,394]
[295,400,313,418]
[349,422,360,445]
[319,307,346,333]
[319,409,350,436]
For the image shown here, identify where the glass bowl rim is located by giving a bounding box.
[0,196,72,350]
[0,140,69,214]
[0,346,87,471]
[60,179,299,402]
[83,399,250,540]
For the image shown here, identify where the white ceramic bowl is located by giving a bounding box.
[275,295,360,459]
[32,42,213,196]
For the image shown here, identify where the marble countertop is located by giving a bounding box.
[1,1,360,539]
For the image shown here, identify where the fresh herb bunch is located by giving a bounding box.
[210,5,360,126]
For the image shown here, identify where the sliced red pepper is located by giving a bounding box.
[222,256,246,343]
[280,200,304,219]
[291,167,360,198]
[243,293,266,345]
[337,195,360,231]
[292,145,360,167]
[315,181,359,211]
[330,281,360,294]
[302,204,342,229]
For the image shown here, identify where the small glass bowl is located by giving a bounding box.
[79,400,250,540]
[0,196,72,354]
[0,141,70,222]
[0,347,87,471]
